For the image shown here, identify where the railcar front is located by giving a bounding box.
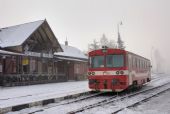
[88,48,129,92]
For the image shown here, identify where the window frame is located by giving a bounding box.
[106,54,125,68]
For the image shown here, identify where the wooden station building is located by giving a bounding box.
[0,20,88,86]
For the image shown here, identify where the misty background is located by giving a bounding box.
[0,0,170,73]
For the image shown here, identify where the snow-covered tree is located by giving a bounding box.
[88,34,118,51]
[108,39,117,48]
[88,39,100,51]
[117,32,125,49]
[117,22,125,50]
[99,34,117,48]
[100,34,109,47]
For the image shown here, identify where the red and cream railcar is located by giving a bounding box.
[88,48,151,92]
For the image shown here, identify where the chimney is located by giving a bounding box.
[65,37,68,46]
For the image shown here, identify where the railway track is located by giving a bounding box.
[7,76,170,114]
[28,91,107,114]
[112,87,170,114]
[67,82,170,114]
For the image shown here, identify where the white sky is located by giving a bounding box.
[0,0,170,73]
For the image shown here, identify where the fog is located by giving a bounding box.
[0,0,170,73]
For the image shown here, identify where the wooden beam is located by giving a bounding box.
[31,33,45,51]
[41,25,53,44]
[38,27,52,51]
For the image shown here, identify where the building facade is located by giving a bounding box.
[0,20,87,86]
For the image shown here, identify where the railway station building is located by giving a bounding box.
[0,19,88,86]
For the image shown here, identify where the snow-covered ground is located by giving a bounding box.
[0,81,89,108]
[1,73,170,114]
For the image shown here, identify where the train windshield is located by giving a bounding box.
[91,56,104,68]
[106,54,124,68]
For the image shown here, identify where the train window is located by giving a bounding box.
[133,57,136,68]
[137,59,140,69]
[144,61,145,68]
[135,58,138,68]
[130,56,133,69]
[91,56,104,68]
[106,55,124,68]
[146,62,149,68]
[141,60,143,69]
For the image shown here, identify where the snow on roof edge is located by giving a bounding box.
[0,20,45,48]
[54,44,87,59]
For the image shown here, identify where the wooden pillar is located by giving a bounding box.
[2,55,6,74]
[16,56,18,74]
[28,56,30,74]
[52,58,54,75]
[21,56,23,74]
[36,57,38,74]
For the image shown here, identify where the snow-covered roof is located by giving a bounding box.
[0,49,24,55]
[54,44,87,60]
[0,20,44,48]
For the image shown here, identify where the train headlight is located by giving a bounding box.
[116,71,119,75]
[88,72,92,75]
[92,72,95,75]
[120,71,124,75]
[88,72,95,76]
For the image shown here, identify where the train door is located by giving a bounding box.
[127,54,133,85]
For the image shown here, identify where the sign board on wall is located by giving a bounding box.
[22,58,29,65]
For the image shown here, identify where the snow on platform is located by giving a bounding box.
[0,81,89,109]
[1,74,170,114]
